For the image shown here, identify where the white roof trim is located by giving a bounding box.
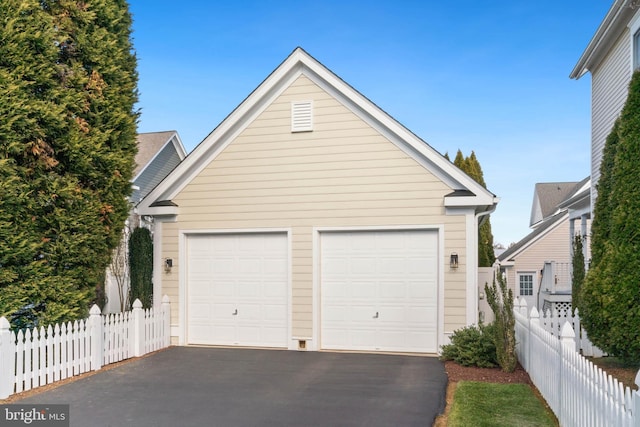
[138,48,496,214]
[501,211,569,261]
[571,0,632,79]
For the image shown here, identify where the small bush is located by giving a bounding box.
[440,323,497,368]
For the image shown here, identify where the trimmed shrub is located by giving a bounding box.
[440,323,497,368]
[128,227,153,309]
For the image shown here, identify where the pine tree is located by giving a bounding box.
[580,71,640,361]
[451,150,495,267]
[0,0,138,326]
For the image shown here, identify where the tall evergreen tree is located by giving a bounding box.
[452,150,495,267]
[0,0,138,325]
[571,233,585,312]
[580,71,640,361]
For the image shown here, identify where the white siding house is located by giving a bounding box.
[570,0,640,208]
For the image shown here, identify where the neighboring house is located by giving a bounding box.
[570,0,640,210]
[131,131,188,207]
[137,47,498,353]
[497,179,590,313]
[104,131,187,313]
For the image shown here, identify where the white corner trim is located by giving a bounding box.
[466,211,478,326]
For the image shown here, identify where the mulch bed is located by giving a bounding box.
[444,360,531,384]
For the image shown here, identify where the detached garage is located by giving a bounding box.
[137,48,498,354]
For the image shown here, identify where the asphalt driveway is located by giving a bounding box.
[17,347,447,427]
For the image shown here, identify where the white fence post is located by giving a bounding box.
[529,306,539,375]
[89,304,103,371]
[0,317,13,399]
[559,321,576,426]
[632,370,640,427]
[162,295,171,347]
[132,299,145,357]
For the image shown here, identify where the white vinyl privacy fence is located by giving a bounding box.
[514,298,640,427]
[0,296,171,399]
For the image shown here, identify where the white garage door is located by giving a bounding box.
[187,233,288,347]
[321,230,438,353]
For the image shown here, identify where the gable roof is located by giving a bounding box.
[498,210,568,263]
[501,176,589,263]
[571,0,636,79]
[134,131,187,179]
[138,47,498,216]
[529,181,583,227]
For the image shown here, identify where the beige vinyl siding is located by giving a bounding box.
[591,29,632,200]
[504,218,571,297]
[163,74,467,338]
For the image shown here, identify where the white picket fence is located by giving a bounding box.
[0,296,171,399]
[514,297,640,426]
[537,304,605,357]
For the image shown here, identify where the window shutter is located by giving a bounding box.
[291,101,313,132]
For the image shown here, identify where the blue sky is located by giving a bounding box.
[128,1,610,246]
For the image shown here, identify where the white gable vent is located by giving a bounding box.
[291,101,313,132]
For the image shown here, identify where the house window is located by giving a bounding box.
[291,101,313,132]
[630,11,640,71]
[519,274,534,297]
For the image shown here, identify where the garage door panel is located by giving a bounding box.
[378,281,406,299]
[264,281,287,298]
[187,233,288,348]
[321,230,438,353]
[212,281,235,298]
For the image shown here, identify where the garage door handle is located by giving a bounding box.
[373,312,379,319]
[232,309,238,316]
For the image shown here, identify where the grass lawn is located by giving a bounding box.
[446,381,558,427]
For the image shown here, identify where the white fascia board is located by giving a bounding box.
[444,195,499,208]
[171,132,188,159]
[571,0,630,79]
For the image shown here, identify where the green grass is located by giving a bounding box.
[447,381,558,427]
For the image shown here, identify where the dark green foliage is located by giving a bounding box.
[129,228,153,309]
[440,323,497,368]
[485,272,517,372]
[581,71,640,362]
[0,0,138,325]
[453,150,496,266]
[571,234,585,312]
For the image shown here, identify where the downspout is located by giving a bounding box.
[472,198,499,323]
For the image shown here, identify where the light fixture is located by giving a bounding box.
[450,252,459,269]
[164,258,173,273]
